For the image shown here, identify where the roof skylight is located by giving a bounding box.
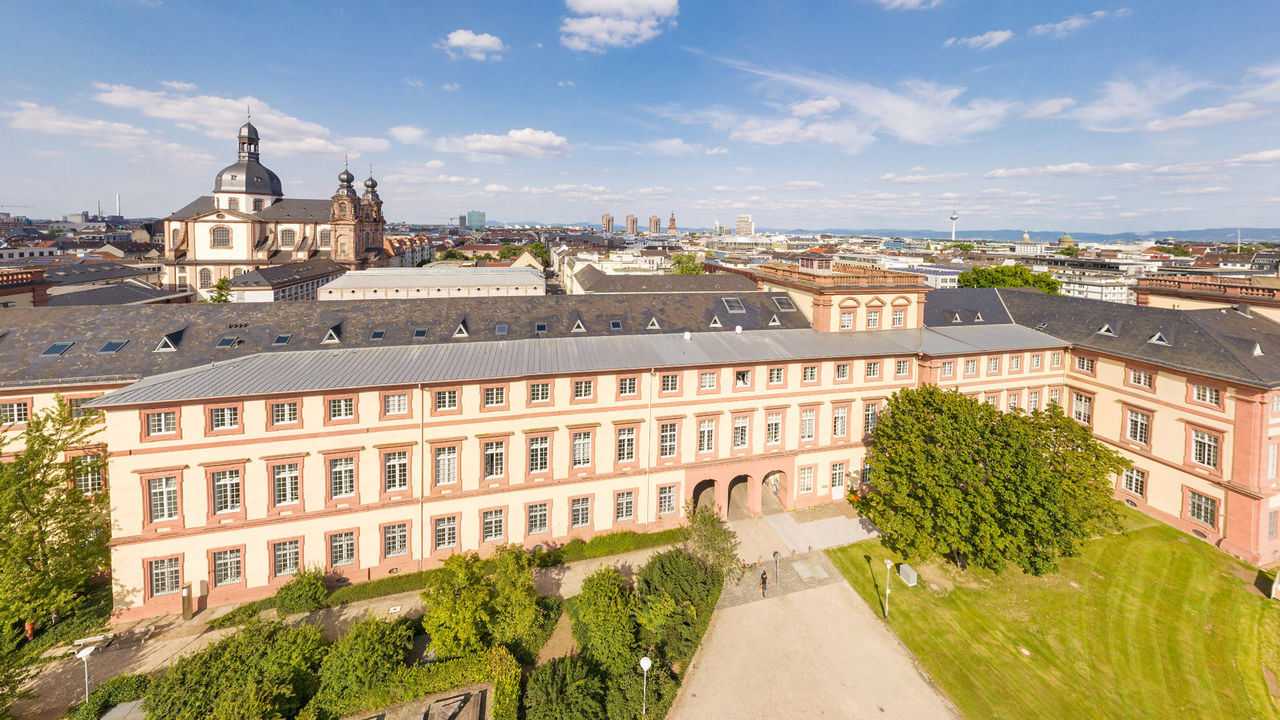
[721,297,746,314]
[41,342,73,356]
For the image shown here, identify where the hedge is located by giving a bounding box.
[64,673,151,720]
[534,527,690,567]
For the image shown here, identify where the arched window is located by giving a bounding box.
[364,231,371,246]
[233,268,244,277]
[199,268,213,288]
[170,227,179,245]
[211,226,231,248]
[319,229,331,248]
[280,229,296,248]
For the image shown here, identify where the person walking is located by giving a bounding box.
[760,570,768,598]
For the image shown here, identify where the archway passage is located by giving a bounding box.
[761,471,786,515]
[726,474,752,520]
[691,478,717,512]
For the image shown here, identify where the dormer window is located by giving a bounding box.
[252,199,263,212]
[1097,324,1115,337]
[1148,332,1169,346]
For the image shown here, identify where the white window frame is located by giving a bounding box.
[213,549,242,586]
[212,469,241,514]
[383,393,408,415]
[571,496,591,528]
[615,491,635,522]
[329,457,355,498]
[272,402,298,425]
[529,436,550,473]
[572,431,592,467]
[328,397,355,420]
[384,451,409,491]
[330,531,356,567]
[528,503,549,535]
[482,509,504,542]
[617,427,636,462]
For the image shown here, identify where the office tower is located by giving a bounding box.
[649,215,660,234]
[736,214,754,236]
[625,214,638,234]
[601,213,614,233]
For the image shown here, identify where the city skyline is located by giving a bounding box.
[3,1,1280,232]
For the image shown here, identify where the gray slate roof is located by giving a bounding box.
[574,264,758,293]
[228,259,345,288]
[925,288,1280,388]
[164,196,216,221]
[89,324,1062,407]
[46,280,190,307]
[252,199,333,223]
[43,262,154,286]
[0,293,808,389]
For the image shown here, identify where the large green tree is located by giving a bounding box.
[419,552,492,657]
[0,397,109,631]
[524,656,606,720]
[861,385,1125,575]
[957,265,1060,294]
[682,500,743,582]
[487,544,543,653]
[670,253,704,275]
[570,568,638,676]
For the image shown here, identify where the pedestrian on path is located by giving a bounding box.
[760,570,768,597]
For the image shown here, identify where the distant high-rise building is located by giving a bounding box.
[466,210,486,231]
[668,212,676,233]
[601,213,614,233]
[458,215,467,229]
[736,214,754,236]
[649,215,660,234]
[625,214,638,234]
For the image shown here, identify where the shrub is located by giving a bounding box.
[487,545,545,663]
[535,528,689,567]
[636,549,722,666]
[420,553,491,658]
[66,673,151,720]
[320,646,520,720]
[143,621,329,720]
[605,664,679,720]
[524,656,606,720]
[308,616,414,719]
[325,569,436,607]
[208,597,276,629]
[275,568,329,616]
[568,568,638,676]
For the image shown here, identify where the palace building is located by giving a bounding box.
[160,122,387,299]
[1,264,1278,622]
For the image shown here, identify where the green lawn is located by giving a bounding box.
[828,508,1280,720]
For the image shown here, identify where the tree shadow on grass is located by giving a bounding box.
[863,554,885,617]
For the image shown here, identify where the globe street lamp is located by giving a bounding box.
[639,656,652,717]
[773,551,781,594]
[75,645,96,703]
[883,558,893,620]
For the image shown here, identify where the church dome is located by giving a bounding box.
[238,121,260,140]
[364,176,378,189]
[214,160,283,196]
[339,168,355,185]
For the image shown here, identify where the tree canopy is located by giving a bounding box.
[1054,246,1081,257]
[204,277,232,303]
[670,253,704,275]
[957,265,1060,294]
[860,385,1126,575]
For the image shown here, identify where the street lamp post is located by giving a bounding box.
[639,656,652,717]
[75,645,96,703]
[883,559,893,620]
[772,551,781,594]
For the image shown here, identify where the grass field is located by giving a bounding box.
[828,508,1280,720]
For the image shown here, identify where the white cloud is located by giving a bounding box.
[434,128,571,161]
[441,82,461,92]
[342,136,391,153]
[557,80,576,88]
[484,184,511,192]
[646,137,701,156]
[560,0,679,52]
[436,29,507,61]
[985,161,1143,178]
[388,125,428,145]
[1143,102,1269,132]
[404,78,424,89]
[423,159,445,169]
[160,80,196,91]
[790,96,840,117]
[943,30,1013,50]
[881,171,970,183]
[1030,8,1131,38]
[1025,97,1077,118]
[1160,187,1230,196]
[780,180,824,190]
[635,185,671,195]
[0,100,215,167]
[1238,61,1280,103]
[1073,73,1205,132]
[705,146,728,155]
[872,0,942,9]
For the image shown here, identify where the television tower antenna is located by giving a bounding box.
[950,201,959,243]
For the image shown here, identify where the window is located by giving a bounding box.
[41,342,73,356]
[435,390,457,411]
[864,403,879,434]
[1192,430,1219,469]
[384,451,408,491]
[658,486,676,514]
[773,296,796,311]
[700,372,717,390]
[149,476,178,522]
[272,402,298,425]
[866,310,880,329]
[866,361,880,379]
[615,491,635,522]
[892,309,905,328]
[660,374,679,392]
[530,382,551,402]
[831,463,846,492]
[74,455,102,493]
[1188,491,1217,527]
[319,229,331,247]
[617,427,636,462]
[1130,369,1153,388]
[572,432,592,467]
[697,419,715,453]
[802,365,817,382]
[212,469,241,514]
[835,363,849,380]
[721,297,746,313]
[986,396,998,407]
[1031,354,1042,370]
[766,412,782,445]
[659,423,677,457]
[733,416,749,448]
[840,311,854,330]
[1029,391,1040,411]
[800,409,816,441]
[1269,443,1277,480]
[988,358,1000,374]
[384,523,408,557]
[1049,389,1061,405]
[147,410,177,435]
[482,509,504,542]
[574,380,594,399]
[1072,393,1093,425]
[0,402,28,425]
[273,540,300,576]
[213,549,242,586]
[1010,356,1022,371]
[1126,410,1151,445]
[571,497,591,528]
[330,531,355,567]
[833,406,848,437]
[150,557,180,596]
[279,228,297,248]
[617,377,637,396]
[1122,468,1146,496]
[215,336,236,349]
[273,463,300,506]
[434,516,457,550]
[768,367,784,384]
[528,437,549,473]
[98,340,127,354]
[896,360,909,376]
[210,406,239,431]
[252,198,263,212]
[383,393,408,416]
[1269,510,1278,541]
[798,467,814,493]
[1075,355,1094,373]
[941,361,954,378]
[69,397,96,419]
[211,226,231,247]
[1008,394,1019,411]
[484,386,506,407]
[528,503,549,535]
[330,457,355,498]
[1193,385,1221,407]
[964,359,977,375]
[735,369,751,387]
[1051,352,1063,368]
[328,397,354,420]
[484,441,505,478]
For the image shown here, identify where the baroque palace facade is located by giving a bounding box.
[160,122,387,299]
[0,262,1278,621]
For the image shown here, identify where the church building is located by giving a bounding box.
[160,122,387,298]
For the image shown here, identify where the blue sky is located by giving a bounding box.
[3,0,1280,233]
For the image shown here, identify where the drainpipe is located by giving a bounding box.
[646,369,656,526]
[418,382,426,572]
